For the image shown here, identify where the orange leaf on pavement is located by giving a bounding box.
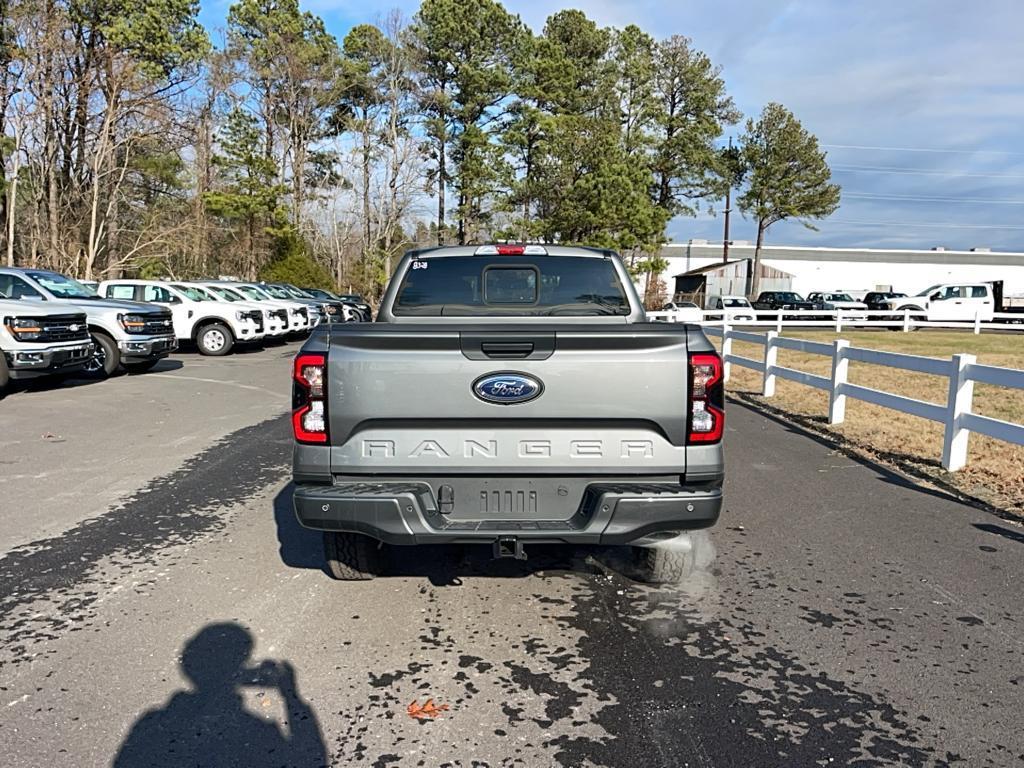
[407,698,450,720]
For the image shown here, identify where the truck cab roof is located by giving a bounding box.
[408,244,614,259]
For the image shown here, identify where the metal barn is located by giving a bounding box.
[671,259,794,306]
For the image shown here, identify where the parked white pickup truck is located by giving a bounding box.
[176,283,289,339]
[887,283,995,322]
[807,292,869,312]
[204,281,314,335]
[99,279,266,355]
[658,301,704,323]
[192,282,296,338]
[1,296,94,394]
[705,295,756,321]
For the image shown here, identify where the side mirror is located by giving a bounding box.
[930,292,941,301]
[21,293,45,301]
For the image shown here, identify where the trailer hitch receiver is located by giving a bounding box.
[493,536,526,560]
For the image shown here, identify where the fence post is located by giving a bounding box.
[835,309,843,333]
[762,331,778,397]
[902,309,911,333]
[721,319,732,383]
[775,311,783,334]
[828,340,850,424]
[941,353,976,472]
[974,310,981,335]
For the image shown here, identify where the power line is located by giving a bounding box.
[829,219,1024,230]
[843,192,1024,205]
[832,164,1024,179]
[824,143,1024,157]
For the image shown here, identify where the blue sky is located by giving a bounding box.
[199,0,1024,251]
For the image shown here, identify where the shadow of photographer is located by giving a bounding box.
[113,623,327,768]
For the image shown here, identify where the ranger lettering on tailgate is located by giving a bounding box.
[358,438,656,460]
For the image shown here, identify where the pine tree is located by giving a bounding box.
[409,0,526,243]
[203,108,288,278]
[738,103,841,296]
[651,35,740,216]
[227,0,342,226]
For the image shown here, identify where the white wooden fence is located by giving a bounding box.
[646,308,1024,334]
[703,325,1024,472]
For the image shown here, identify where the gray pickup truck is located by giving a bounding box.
[291,245,724,582]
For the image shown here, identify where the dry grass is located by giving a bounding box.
[715,330,1024,516]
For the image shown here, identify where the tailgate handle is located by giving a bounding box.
[480,341,534,359]
[460,332,555,360]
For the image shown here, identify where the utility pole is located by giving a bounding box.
[722,136,732,264]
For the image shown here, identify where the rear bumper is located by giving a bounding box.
[293,481,721,545]
[6,341,94,379]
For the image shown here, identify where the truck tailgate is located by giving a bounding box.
[325,323,690,480]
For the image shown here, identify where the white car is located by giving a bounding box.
[888,283,995,322]
[706,294,756,321]
[659,301,704,323]
[99,279,265,355]
[177,282,289,339]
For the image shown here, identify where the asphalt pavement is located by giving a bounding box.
[0,343,1021,767]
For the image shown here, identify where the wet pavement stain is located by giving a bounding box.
[550,579,941,768]
[0,415,291,669]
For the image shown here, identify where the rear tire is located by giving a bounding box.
[83,332,120,378]
[324,532,383,580]
[196,323,234,356]
[632,544,692,584]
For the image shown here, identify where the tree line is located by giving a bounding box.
[0,0,840,304]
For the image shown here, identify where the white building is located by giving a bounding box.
[658,240,1024,300]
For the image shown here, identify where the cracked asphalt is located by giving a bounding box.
[0,341,1021,767]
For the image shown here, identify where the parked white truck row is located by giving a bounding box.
[661,282,1024,324]
[0,267,373,395]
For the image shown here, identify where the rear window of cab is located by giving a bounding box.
[393,256,630,316]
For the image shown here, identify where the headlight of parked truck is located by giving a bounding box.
[4,317,45,341]
[118,313,151,334]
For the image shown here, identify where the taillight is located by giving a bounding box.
[292,352,327,444]
[688,352,724,443]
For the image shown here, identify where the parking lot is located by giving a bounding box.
[1,344,1022,767]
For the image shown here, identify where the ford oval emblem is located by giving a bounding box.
[473,372,543,405]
